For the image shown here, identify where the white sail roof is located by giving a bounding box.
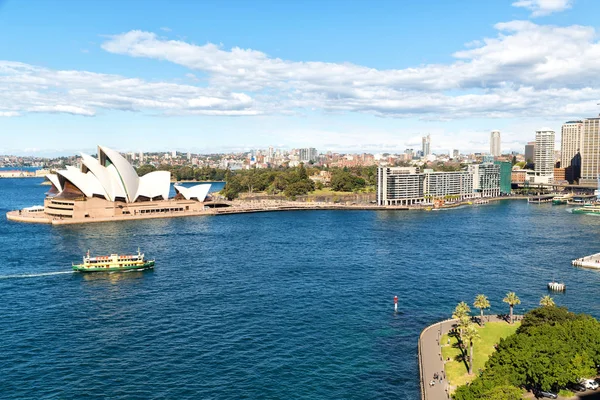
[174,183,212,202]
[50,145,173,203]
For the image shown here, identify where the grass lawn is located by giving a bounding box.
[440,322,520,388]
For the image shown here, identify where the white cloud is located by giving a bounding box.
[160,27,171,32]
[5,16,600,125]
[512,0,573,17]
[0,111,19,117]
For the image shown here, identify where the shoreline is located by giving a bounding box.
[5,197,535,225]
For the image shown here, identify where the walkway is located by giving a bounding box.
[419,314,522,400]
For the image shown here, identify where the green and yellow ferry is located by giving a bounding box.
[73,249,155,272]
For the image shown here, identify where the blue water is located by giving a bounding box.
[1,179,600,399]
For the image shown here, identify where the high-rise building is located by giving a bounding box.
[580,118,600,185]
[534,130,555,184]
[452,149,459,159]
[560,120,583,183]
[469,163,501,197]
[494,161,512,195]
[299,148,318,163]
[524,142,535,163]
[139,152,144,163]
[377,167,425,206]
[490,130,501,157]
[172,150,177,158]
[422,135,431,157]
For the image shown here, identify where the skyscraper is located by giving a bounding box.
[422,134,431,157]
[534,130,555,184]
[299,148,318,163]
[580,118,600,185]
[524,142,535,163]
[560,120,583,183]
[490,130,501,157]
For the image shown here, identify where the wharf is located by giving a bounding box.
[572,252,600,269]
[527,195,554,204]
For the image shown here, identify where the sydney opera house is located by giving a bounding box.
[8,146,213,224]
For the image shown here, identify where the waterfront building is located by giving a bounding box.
[422,135,431,157]
[525,142,535,163]
[377,163,500,206]
[490,130,501,157]
[469,163,501,197]
[534,130,555,184]
[35,146,211,221]
[377,167,424,206]
[511,169,528,184]
[554,167,566,183]
[580,118,600,185]
[560,120,583,183]
[424,170,474,201]
[494,161,512,194]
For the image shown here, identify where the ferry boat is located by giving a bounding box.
[572,204,600,215]
[72,249,155,272]
[552,193,573,205]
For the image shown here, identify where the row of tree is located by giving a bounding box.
[136,164,227,182]
[453,303,600,400]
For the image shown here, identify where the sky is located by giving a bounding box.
[1,0,600,156]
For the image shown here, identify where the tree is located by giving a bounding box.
[503,292,520,324]
[483,385,523,400]
[453,301,472,339]
[463,323,480,375]
[474,294,491,326]
[539,295,555,307]
[136,164,157,177]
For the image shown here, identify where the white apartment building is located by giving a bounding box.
[490,130,501,157]
[299,148,318,163]
[377,167,424,206]
[469,164,501,197]
[377,165,499,206]
[534,130,555,184]
[424,170,474,201]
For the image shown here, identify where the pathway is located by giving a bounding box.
[419,314,522,400]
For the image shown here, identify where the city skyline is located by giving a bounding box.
[2,0,600,155]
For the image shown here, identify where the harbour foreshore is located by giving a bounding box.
[5,196,531,225]
[419,315,522,400]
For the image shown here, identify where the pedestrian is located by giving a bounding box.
[443,370,446,379]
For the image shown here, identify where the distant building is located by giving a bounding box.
[139,152,144,163]
[490,130,501,157]
[534,130,555,184]
[494,161,512,194]
[554,167,566,183]
[580,118,600,185]
[511,169,528,184]
[524,142,535,163]
[422,135,431,157]
[452,149,459,159]
[172,150,177,158]
[561,120,583,183]
[299,148,318,163]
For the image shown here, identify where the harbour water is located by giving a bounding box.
[1,178,600,399]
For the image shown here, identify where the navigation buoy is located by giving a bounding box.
[394,295,398,312]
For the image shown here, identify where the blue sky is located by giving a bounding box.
[1,0,599,156]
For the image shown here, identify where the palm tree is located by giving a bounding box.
[452,302,471,339]
[503,292,521,324]
[473,294,491,326]
[462,323,480,375]
[539,295,555,307]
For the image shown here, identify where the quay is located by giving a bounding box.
[572,252,600,269]
[418,315,521,400]
[527,195,554,204]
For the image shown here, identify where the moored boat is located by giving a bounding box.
[552,193,573,205]
[73,249,155,272]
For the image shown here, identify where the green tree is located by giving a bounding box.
[463,323,480,375]
[474,294,491,326]
[539,295,555,307]
[453,301,472,339]
[483,385,523,400]
[503,292,520,324]
[136,164,157,177]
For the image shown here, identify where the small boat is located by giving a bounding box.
[548,281,566,292]
[73,248,155,272]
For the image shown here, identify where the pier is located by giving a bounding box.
[527,195,554,204]
[572,252,600,269]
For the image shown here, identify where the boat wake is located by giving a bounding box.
[0,271,73,280]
